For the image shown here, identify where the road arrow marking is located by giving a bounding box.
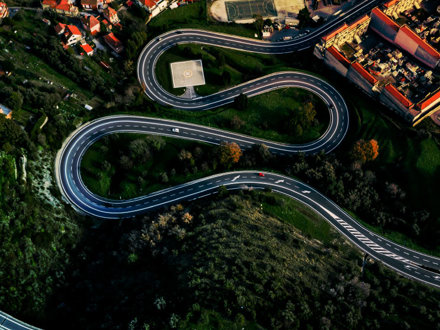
[231,175,240,182]
[275,179,284,184]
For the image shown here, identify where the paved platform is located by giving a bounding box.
[170,60,206,88]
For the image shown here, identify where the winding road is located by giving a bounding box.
[3,0,440,329]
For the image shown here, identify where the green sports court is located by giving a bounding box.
[225,0,277,21]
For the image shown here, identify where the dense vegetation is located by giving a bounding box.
[0,112,83,325]
[45,192,440,329]
[81,134,218,199]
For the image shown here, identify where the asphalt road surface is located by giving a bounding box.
[0,311,40,330]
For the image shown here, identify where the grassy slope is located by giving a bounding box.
[349,94,440,222]
[262,192,336,244]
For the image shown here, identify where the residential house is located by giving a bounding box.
[41,0,79,16]
[54,22,66,34]
[103,7,119,25]
[137,0,156,12]
[0,104,12,119]
[101,18,111,30]
[64,24,82,46]
[0,2,9,19]
[81,0,103,11]
[81,15,100,35]
[80,43,94,56]
[103,32,123,53]
[137,0,167,17]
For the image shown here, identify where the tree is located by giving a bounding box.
[6,92,23,110]
[160,172,169,183]
[230,115,244,129]
[0,60,15,73]
[253,143,272,163]
[119,155,133,170]
[254,15,264,34]
[234,93,248,110]
[129,139,151,162]
[222,70,231,85]
[351,139,379,163]
[297,7,311,28]
[146,136,166,151]
[218,142,242,167]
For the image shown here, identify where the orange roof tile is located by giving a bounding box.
[384,0,399,8]
[351,62,378,85]
[417,89,440,110]
[348,15,369,29]
[67,25,81,36]
[327,46,351,65]
[104,32,121,45]
[385,84,413,108]
[322,23,348,41]
[81,43,93,53]
[42,0,57,7]
[105,6,116,15]
[89,15,99,28]
[139,0,157,8]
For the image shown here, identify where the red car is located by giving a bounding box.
[258,173,265,177]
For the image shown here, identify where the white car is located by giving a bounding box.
[172,128,180,133]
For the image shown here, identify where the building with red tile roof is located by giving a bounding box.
[137,0,159,13]
[80,43,94,56]
[417,89,440,111]
[327,46,351,66]
[395,25,440,68]
[385,84,413,108]
[316,3,438,126]
[103,32,123,53]
[42,0,79,16]
[322,24,348,42]
[384,0,399,8]
[67,24,81,36]
[63,24,82,46]
[103,7,119,25]
[0,104,12,119]
[369,7,400,43]
[369,7,440,68]
[54,22,66,34]
[0,2,8,19]
[320,15,371,49]
[81,0,103,10]
[41,0,58,9]
[81,15,100,35]
[351,62,378,85]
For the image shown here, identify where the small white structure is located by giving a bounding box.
[312,15,320,23]
[170,60,206,88]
